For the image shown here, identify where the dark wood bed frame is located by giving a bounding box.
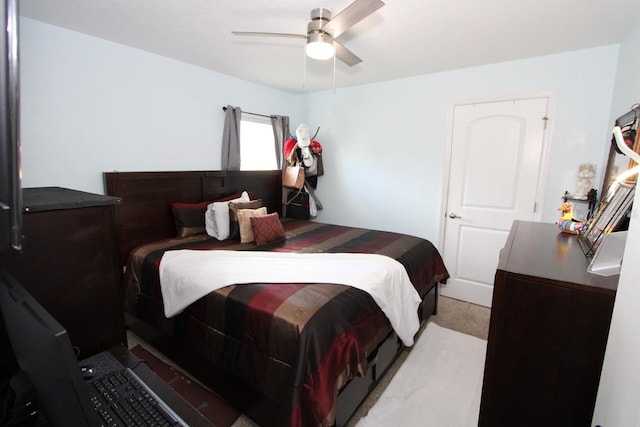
[104,170,438,427]
[104,170,282,269]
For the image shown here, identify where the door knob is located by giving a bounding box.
[448,212,462,219]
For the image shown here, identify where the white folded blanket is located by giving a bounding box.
[159,250,422,346]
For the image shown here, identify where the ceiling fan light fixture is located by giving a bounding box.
[305,32,334,60]
[232,0,385,68]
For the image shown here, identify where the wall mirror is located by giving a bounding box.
[580,104,639,257]
[581,180,635,256]
[600,104,639,197]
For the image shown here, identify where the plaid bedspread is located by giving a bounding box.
[124,219,449,427]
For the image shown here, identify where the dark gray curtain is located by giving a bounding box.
[271,115,289,170]
[271,115,290,216]
[221,105,242,170]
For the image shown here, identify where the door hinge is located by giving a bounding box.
[533,202,538,213]
[542,116,549,130]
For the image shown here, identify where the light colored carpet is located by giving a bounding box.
[230,295,491,427]
[129,296,491,427]
[355,322,487,427]
[433,295,491,340]
[130,295,492,427]
[128,296,491,427]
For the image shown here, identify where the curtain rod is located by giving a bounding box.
[222,106,271,119]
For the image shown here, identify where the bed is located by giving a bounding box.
[104,170,449,427]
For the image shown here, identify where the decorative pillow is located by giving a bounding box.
[250,213,286,246]
[205,192,250,240]
[237,207,268,243]
[171,201,212,237]
[228,199,263,240]
[216,192,252,203]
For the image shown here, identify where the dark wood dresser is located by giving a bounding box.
[0,187,125,382]
[478,220,618,427]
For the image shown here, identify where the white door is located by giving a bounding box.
[441,97,549,307]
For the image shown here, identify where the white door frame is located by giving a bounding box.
[437,91,556,279]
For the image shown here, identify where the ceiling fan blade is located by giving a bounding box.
[334,40,362,66]
[232,31,306,39]
[322,0,385,38]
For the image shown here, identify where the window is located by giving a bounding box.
[239,115,278,170]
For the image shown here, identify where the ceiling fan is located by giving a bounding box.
[232,0,385,66]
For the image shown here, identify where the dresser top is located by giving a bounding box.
[499,220,618,294]
[22,187,121,213]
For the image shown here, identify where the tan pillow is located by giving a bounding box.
[237,207,267,243]
[228,199,262,240]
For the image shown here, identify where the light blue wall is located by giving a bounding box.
[20,18,618,246]
[301,47,619,243]
[19,18,300,194]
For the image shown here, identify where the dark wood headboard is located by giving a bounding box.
[104,170,282,269]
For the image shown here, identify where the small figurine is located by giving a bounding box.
[557,202,585,234]
[575,163,596,200]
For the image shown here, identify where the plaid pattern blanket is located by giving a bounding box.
[124,219,449,427]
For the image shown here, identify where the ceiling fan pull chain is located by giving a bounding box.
[303,46,307,90]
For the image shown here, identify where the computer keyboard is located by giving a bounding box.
[89,368,186,427]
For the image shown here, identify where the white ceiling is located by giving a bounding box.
[19,0,640,94]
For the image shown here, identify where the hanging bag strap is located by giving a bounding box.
[285,186,304,205]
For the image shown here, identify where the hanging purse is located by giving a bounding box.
[282,164,305,189]
[285,188,310,219]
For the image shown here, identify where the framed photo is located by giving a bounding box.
[581,180,635,256]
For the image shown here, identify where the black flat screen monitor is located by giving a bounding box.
[0,269,101,426]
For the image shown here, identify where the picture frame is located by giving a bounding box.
[580,180,635,257]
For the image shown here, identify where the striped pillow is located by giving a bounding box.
[171,201,211,237]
